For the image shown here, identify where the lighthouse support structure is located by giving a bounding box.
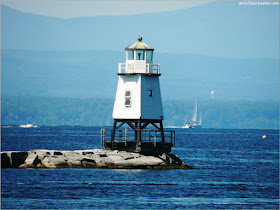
[110,119,165,143]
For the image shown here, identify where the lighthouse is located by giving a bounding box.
[101,36,174,155]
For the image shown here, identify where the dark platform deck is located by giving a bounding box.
[101,128,175,155]
[103,141,173,155]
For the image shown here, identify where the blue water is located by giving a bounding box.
[1,126,279,209]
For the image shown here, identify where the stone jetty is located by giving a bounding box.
[1,149,193,169]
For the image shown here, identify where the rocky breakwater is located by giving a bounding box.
[1,149,193,169]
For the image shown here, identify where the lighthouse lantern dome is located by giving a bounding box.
[125,36,154,62]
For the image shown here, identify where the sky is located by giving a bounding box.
[1,0,213,19]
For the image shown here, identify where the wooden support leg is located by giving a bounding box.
[160,121,165,142]
[111,120,117,148]
[139,120,142,142]
[134,122,138,142]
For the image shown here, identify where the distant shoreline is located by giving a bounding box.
[2,96,279,129]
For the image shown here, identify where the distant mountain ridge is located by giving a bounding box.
[1,49,279,100]
[1,2,279,58]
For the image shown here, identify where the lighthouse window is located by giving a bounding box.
[146,50,153,62]
[125,91,131,107]
[127,50,134,60]
[136,50,144,60]
[125,91,131,97]
[125,99,131,106]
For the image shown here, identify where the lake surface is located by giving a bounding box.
[1,126,279,209]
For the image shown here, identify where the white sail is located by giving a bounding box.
[191,98,198,122]
[199,113,202,125]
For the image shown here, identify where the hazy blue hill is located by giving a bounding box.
[1,2,279,58]
[1,96,279,129]
[1,96,113,126]
[1,49,279,100]
[1,50,122,98]
[158,53,279,100]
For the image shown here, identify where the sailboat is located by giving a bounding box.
[184,98,202,129]
[19,124,38,128]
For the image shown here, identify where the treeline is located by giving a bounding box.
[1,96,113,126]
[164,99,279,129]
[1,96,279,129]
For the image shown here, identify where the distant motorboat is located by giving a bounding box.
[184,98,202,129]
[184,121,202,129]
[19,124,37,128]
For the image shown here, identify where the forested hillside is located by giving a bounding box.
[1,96,279,129]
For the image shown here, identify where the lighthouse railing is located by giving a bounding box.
[146,63,160,74]
[118,63,126,73]
[118,63,160,74]
[101,128,175,147]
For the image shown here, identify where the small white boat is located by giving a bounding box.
[184,122,202,129]
[19,124,35,128]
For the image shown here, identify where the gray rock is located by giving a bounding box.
[128,156,164,166]
[63,151,83,160]
[117,151,135,160]
[1,149,193,169]
[32,149,53,160]
[24,152,41,166]
[99,157,115,167]
[74,149,97,155]
[41,155,68,168]
[67,159,82,167]
[113,160,134,168]
[82,158,97,168]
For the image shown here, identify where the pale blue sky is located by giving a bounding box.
[1,0,212,18]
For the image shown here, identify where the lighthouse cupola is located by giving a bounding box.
[120,36,158,74]
[101,36,175,155]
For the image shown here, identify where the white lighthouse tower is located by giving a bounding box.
[101,36,174,154]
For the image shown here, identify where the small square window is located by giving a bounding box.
[136,50,144,60]
[125,91,131,107]
[149,90,153,97]
[146,50,153,62]
[125,98,131,106]
[125,91,131,97]
[127,50,134,60]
